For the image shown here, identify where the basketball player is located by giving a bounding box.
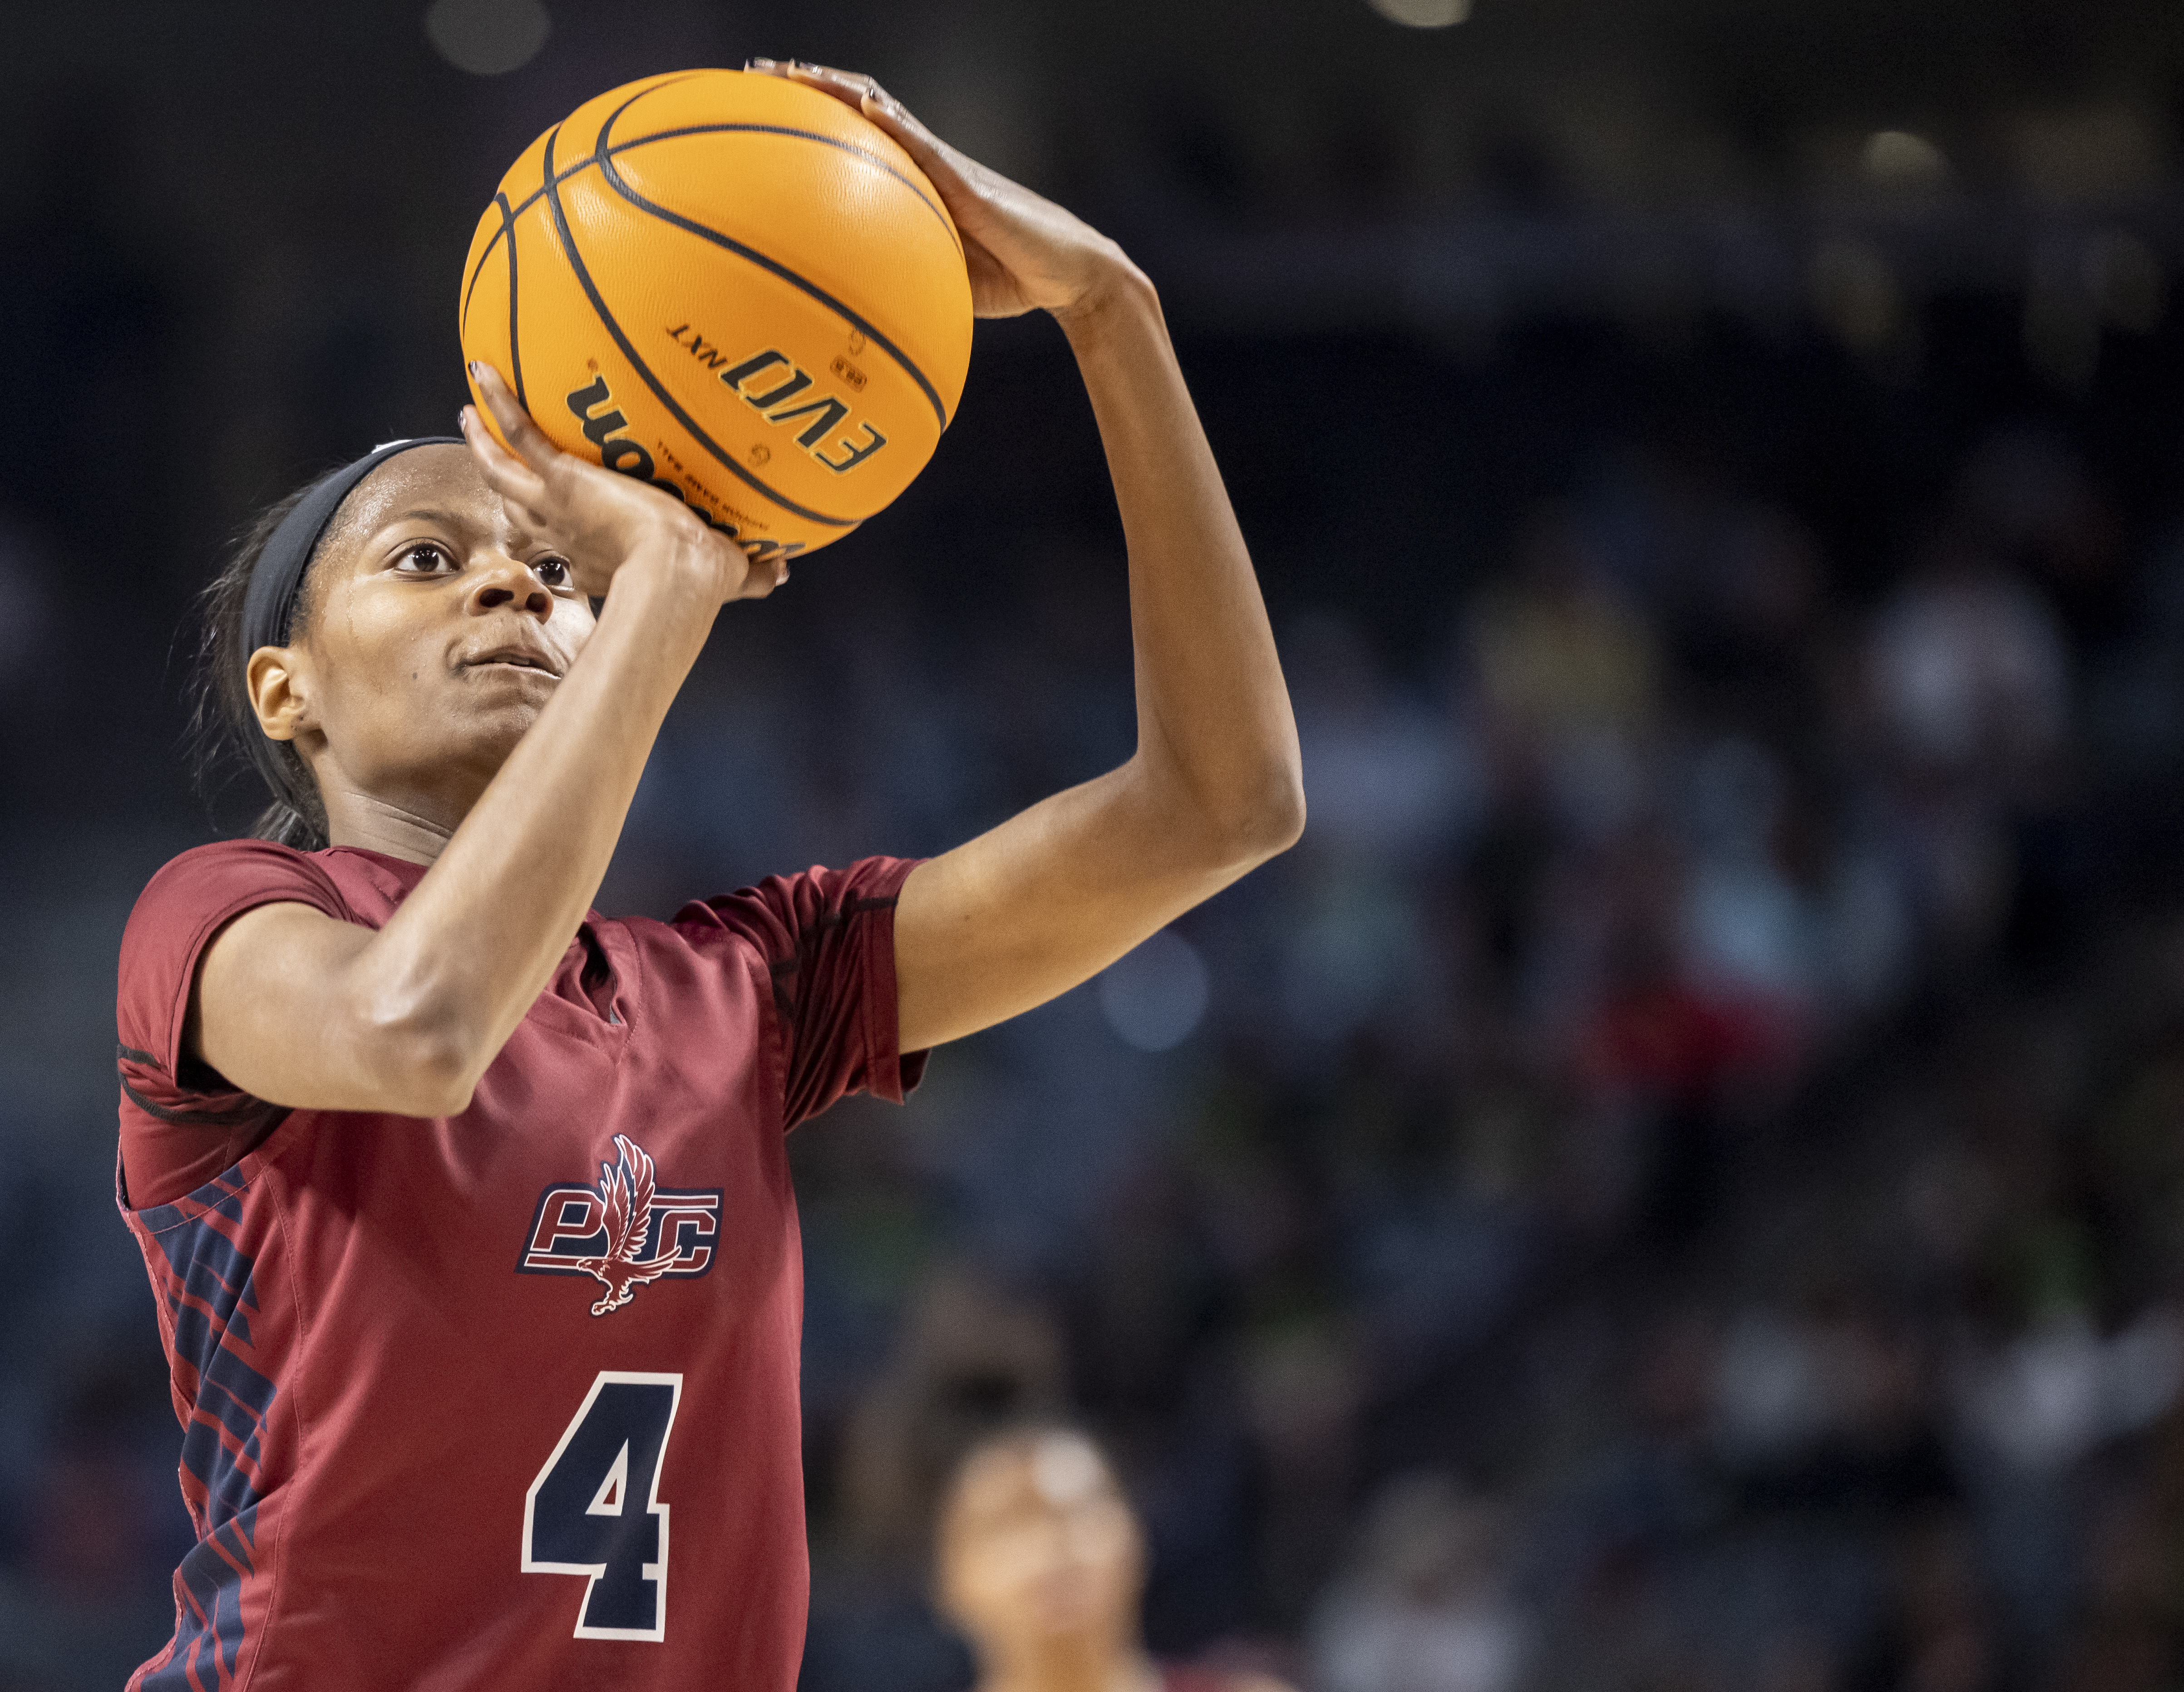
[938,1426,1297,1692]
[113,60,1302,1692]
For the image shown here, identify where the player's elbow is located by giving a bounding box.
[349,989,485,1117]
[1208,764,1307,869]
[369,1027,481,1118]
[1251,768,1310,858]
[388,1058,478,1120]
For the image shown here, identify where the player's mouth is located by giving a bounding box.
[462,644,562,678]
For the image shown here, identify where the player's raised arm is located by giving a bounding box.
[761,62,1306,1053]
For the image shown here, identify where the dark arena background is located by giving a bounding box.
[8,1,2184,1688]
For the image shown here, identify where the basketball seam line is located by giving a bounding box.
[503,191,526,411]
[599,121,961,254]
[458,110,964,341]
[592,96,951,433]
[611,60,951,242]
[539,121,859,531]
[504,121,957,257]
[462,192,527,410]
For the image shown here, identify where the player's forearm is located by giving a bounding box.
[1059,268,1304,865]
[355,545,721,1105]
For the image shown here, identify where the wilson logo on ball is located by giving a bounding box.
[563,375,792,556]
[667,324,888,475]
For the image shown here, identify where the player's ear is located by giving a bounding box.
[246,644,315,743]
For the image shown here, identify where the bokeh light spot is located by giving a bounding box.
[1861,128,1952,187]
[424,0,551,76]
[1366,0,1472,27]
[1097,930,1208,1053]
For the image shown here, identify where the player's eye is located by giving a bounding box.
[534,556,573,590]
[394,541,457,575]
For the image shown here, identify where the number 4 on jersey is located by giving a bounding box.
[523,1371,683,1640]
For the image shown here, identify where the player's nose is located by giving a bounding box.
[466,554,553,621]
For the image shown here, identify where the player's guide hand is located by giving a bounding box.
[748,58,1141,325]
[460,360,791,606]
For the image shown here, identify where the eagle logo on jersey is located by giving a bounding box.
[518,1135,722,1314]
[578,1136,681,1316]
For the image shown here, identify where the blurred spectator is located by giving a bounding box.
[1862,537,2072,960]
[1310,1473,1533,1692]
[1468,508,1661,845]
[1865,541,2069,788]
[1291,611,1483,875]
[1950,1306,2184,1478]
[937,1426,1296,1692]
[841,1265,1073,1571]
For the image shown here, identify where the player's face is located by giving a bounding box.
[275,443,595,815]
[937,1435,1143,1658]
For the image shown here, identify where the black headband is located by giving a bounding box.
[241,435,463,806]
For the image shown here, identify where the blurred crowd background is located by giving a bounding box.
[5,1,2184,1688]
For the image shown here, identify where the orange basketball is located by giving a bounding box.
[458,69,973,564]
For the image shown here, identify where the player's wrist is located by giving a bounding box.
[1051,251,1158,341]
[599,536,726,633]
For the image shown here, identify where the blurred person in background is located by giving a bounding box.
[1309,1472,1533,1692]
[1466,507,1661,852]
[842,1265,1072,1569]
[1862,530,2071,958]
[937,1424,1295,1692]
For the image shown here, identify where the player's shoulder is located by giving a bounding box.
[117,839,351,1075]
[133,834,324,899]
[125,837,348,945]
[133,835,289,907]
[143,834,316,884]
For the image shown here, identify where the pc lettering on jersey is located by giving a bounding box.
[518,1134,721,1316]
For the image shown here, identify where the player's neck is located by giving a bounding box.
[320,787,462,866]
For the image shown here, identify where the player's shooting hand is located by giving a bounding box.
[749,58,1142,324]
[461,362,785,605]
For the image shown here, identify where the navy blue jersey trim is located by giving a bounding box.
[119,1070,284,1130]
[141,1520,257,1692]
[136,1194,272,1692]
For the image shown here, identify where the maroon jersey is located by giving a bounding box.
[113,840,923,1692]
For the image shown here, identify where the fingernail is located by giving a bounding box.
[745,56,774,69]
[467,360,483,379]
